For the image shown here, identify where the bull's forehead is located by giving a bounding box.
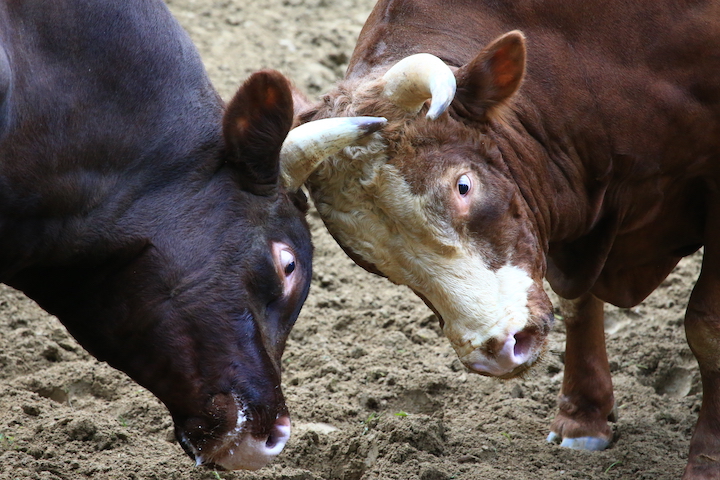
[311,138,459,272]
[309,138,533,354]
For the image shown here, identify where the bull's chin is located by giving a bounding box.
[475,362,533,380]
[460,351,539,379]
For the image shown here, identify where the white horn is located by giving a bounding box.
[280,117,387,191]
[382,53,457,120]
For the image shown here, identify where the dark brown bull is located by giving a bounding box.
[286,0,720,477]
[0,0,382,470]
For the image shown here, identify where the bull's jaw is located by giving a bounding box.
[178,395,291,471]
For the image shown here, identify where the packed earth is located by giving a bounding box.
[0,1,704,479]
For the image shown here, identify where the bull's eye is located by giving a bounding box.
[457,174,471,196]
[280,249,296,276]
[273,242,300,296]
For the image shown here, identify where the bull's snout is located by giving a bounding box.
[208,415,292,470]
[460,319,551,378]
[178,397,292,471]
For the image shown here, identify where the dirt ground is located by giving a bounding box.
[0,1,704,479]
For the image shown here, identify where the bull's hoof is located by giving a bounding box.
[547,432,610,451]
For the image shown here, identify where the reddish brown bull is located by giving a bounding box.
[285,0,720,477]
[0,0,382,470]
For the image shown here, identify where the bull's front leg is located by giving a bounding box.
[683,255,720,479]
[547,293,615,450]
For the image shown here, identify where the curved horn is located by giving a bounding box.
[280,117,387,191]
[381,53,457,120]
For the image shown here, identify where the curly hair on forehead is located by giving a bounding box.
[310,78,488,139]
[300,75,502,190]
[301,77,403,123]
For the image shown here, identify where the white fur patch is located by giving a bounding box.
[438,261,534,358]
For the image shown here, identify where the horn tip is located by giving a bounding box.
[426,97,453,120]
[359,117,388,135]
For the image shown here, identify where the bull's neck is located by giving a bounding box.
[487,95,613,250]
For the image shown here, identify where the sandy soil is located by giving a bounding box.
[0,1,703,479]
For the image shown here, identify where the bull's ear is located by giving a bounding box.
[288,82,316,125]
[453,30,526,122]
[223,70,294,196]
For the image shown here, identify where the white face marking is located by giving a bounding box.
[307,139,535,357]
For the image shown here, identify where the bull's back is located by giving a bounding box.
[0,0,221,216]
[0,0,223,274]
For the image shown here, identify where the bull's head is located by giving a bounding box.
[144,74,384,469]
[283,31,555,379]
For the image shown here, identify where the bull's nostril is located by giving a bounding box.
[266,426,282,449]
[513,330,533,358]
[264,416,291,452]
[266,432,278,449]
